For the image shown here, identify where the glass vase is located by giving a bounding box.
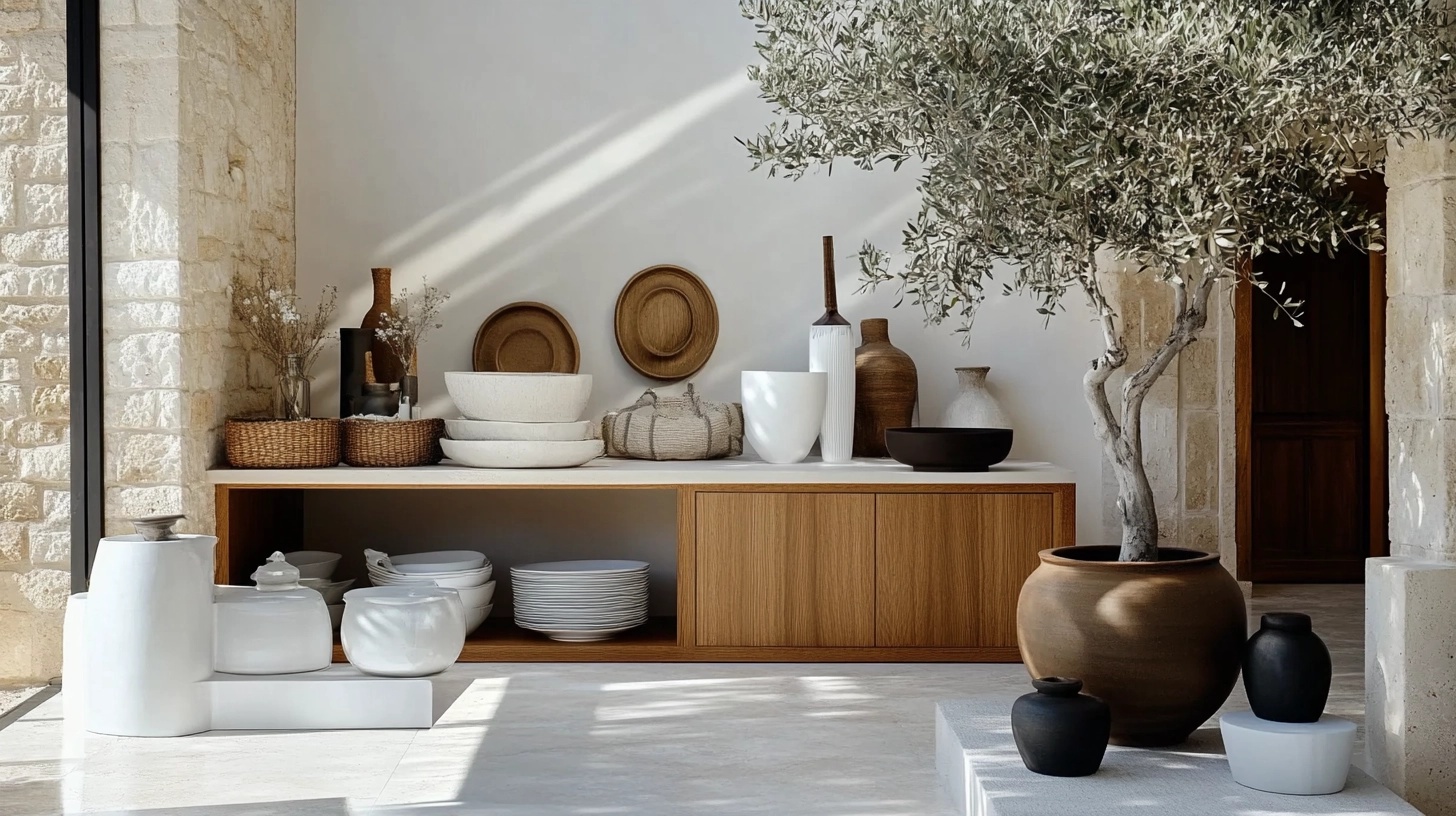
[276,354,312,420]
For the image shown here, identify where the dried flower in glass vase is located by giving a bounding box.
[375,278,450,416]
[231,266,339,420]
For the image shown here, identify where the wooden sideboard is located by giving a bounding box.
[208,459,1075,663]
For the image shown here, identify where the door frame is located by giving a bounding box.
[1234,241,1389,582]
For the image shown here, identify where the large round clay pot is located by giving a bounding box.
[1017,545,1246,747]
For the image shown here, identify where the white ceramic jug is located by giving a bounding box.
[85,515,216,737]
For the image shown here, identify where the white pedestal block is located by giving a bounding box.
[937,697,1418,816]
[1220,712,1356,795]
[207,666,434,730]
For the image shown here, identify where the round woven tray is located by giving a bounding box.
[225,418,340,469]
[341,418,444,467]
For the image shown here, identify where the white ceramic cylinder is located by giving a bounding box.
[341,586,466,677]
[741,371,828,464]
[809,325,856,462]
[62,592,86,727]
[1220,711,1356,795]
[85,533,216,737]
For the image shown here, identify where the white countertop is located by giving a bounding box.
[207,457,1074,487]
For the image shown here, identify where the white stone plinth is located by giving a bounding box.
[207,666,434,730]
[1220,711,1356,795]
[937,698,1419,816]
[1367,557,1456,815]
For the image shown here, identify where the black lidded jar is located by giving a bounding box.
[1010,676,1111,777]
[1243,612,1332,723]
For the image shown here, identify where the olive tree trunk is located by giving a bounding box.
[1081,266,1220,562]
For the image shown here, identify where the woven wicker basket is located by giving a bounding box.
[225,418,341,469]
[341,418,444,467]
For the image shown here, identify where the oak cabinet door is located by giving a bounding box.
[695,493,874,647]
[875,493,1052,647]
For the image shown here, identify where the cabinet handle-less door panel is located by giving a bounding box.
[696,493,874,647]
[876,493,1052,647]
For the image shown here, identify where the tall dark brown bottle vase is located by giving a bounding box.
[853,318,918,457]
[359,267,403,385]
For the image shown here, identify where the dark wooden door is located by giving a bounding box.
[1249,250,1371,582]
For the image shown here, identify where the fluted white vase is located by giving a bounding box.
[742,371,827,464]
[940,366,1012,429]
[85,528,216,737]
[810,235,856,463]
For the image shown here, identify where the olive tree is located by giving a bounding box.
[742,0,1456,560]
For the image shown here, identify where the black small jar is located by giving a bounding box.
[1243,612,1331,723]
[1010,676,1111,777]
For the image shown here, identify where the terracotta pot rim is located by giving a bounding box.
[1038,545,1222,571]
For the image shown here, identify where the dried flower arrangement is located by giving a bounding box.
[376,278,450,374]
[231,266,338,418]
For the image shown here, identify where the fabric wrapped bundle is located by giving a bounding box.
[602,385,743,461]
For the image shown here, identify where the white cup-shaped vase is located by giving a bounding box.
[742,371,828,464]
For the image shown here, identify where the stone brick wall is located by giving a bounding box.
[101,0,294,540]
[1101,261,1238,572]
[0,0,70,683]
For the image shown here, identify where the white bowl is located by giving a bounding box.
[444,372,593,423]
[442,438,604,469]
[299,577,356,605]
[368,569,493,589]
[341,587,466,677]
[328,602,344,630]
[283,550,342,580]
[453,581,496,608]
[388,550,488,573]
[741,371,828,464]
[465,604,492,634]
[446,418,594,442]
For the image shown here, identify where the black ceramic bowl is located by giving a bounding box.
[884,427,1013,472]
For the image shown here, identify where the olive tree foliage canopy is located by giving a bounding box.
[741,0,1456,561]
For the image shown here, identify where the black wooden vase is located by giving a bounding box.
[1010,677,1110,777]
[1243,612,1331,723]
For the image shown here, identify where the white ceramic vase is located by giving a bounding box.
[809,326,856,462]
[341,586,466,677]
[741,371,828,464]
[85,531,216,737]
[940,366,1012,429]
[62,592,86,727]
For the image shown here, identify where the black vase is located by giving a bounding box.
[1243,612,1331,723]
[1011,677,1111,777]
[339,328,374,417]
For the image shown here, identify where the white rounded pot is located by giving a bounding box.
[940,366,1012,429]
[444,372,593,423]
[85,533,216,737]
[62,592,86,727]
[741,371,828,464]
[341,586,466,677]
[214,586,333,675]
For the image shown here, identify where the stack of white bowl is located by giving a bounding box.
[282,550,354,629]
[364,549,495,634]
[441,372,605,468]
[511,560,649,642]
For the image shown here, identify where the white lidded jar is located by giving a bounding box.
[341,586,465,677]
[214,552,332,675]
[85,514,215,737]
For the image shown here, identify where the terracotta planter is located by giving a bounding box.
[1016,546,1246,747]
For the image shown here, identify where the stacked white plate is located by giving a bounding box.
[442,373,604,468]
[364,549,495,634]
[511,560,649,642]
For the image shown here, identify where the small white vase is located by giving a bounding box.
[85,529,216,737]
[940,366,1012,429]
[62,592,86,727]
[809,325,856,462]
[741,371,828,464]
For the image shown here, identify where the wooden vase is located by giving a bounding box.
[359,268,403,384]
[853,318,917,457]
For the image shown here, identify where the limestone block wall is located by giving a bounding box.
[1100,261,1238,572]
[101,0,295,540]
[0,0,71,683]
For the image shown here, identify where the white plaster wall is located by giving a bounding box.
[296,0,1106,545]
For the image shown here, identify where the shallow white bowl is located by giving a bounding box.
[465,604,492,634]
[445,418,594,442]
[444,372,593,423]
[299,577,356,605]
[368,570,493,590]
[283,550,342,580]
[389,550,488,573]
[442,438,604,469]
[453,581,496,608]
